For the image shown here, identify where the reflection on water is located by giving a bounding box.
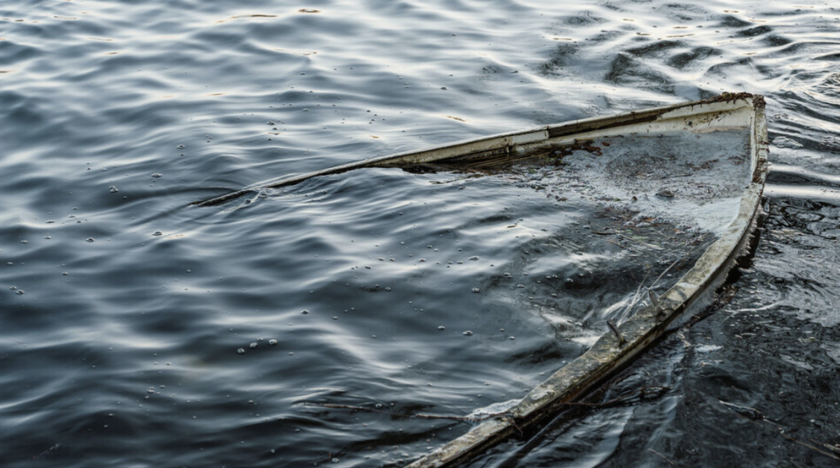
[1,0,839,467]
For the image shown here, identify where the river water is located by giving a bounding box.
[1,1,838,467]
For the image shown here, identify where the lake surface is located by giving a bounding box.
[1,1,839,467]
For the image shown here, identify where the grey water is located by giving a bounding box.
[1,1,838,467]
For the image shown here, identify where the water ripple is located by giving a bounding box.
[2,0,840,467]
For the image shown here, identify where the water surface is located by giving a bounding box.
[2,0,839,467]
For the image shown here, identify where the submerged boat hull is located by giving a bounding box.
[405,96,768,468]
[195,94,769,468]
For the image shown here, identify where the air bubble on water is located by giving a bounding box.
[468,256,479,261]
[109,186,119,193]
[332,316,338,320]
[151,173,162,178]
[463,330,473,336]
[20,240,28,244]
[301,309,309,314]
[87,238,95,242]
[249,342,258,348]
[62,272,68,276]
[269,339,277,346]
[471,288,480,293]
[237,348,246,354]
[438,326,445,330]
[153,231,162,236]
[177,144,185,149]
[15,290,24,295]
[509,336,515,340]
[516,284,525,289]
[45,236,51,239]
[332,458,339,464]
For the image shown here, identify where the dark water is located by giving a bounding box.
[1,1,839,467]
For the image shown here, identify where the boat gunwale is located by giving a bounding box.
[191,96,758,207]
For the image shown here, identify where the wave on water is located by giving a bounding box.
[1,0,839,467]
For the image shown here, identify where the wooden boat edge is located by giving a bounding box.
[192,93,763,207]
